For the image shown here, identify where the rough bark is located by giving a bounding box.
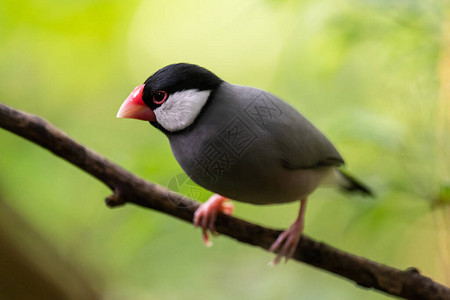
[0,102,448,300]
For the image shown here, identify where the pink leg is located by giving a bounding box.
[193,194,234,247]
[269,198,307,265]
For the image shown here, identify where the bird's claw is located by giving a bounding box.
[193,194,234,247]
[269,223,303,265]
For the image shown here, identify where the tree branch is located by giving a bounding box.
[0,102,448,300]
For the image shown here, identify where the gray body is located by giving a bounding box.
[167,82,344,205]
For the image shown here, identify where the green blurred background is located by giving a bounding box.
[1,0,449,299]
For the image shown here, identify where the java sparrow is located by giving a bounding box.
[117,63,371,265]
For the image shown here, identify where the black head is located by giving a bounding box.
[142,63,223,110]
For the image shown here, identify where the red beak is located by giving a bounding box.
[117,84,156,121]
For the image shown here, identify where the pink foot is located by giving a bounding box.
[269,221,304,265]
[193,194,234,247]
[269,198,307,265]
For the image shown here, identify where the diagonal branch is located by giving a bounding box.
[0,102,448,300]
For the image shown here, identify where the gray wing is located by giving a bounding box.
[242,86,344,169]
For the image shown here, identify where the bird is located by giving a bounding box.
[117,63,372,265]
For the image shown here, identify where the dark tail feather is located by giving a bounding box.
[337,169,374,197]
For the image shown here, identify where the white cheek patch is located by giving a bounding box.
[154,89,211,132]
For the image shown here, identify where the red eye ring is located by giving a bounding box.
[153,90,168,104]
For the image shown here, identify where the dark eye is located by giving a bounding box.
[153,90,168,104]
